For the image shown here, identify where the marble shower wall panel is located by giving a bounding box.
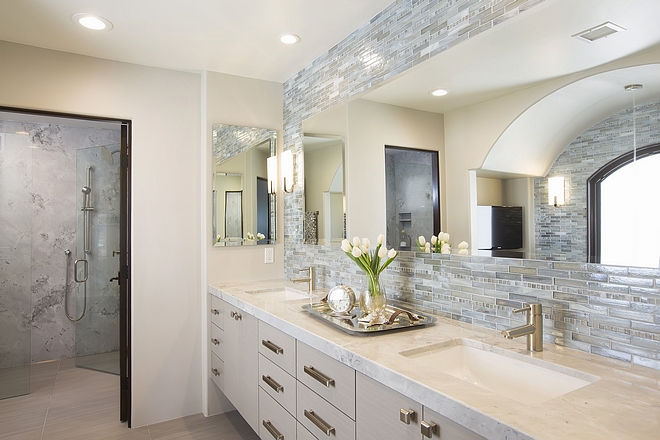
[0,129,32,369]
[1,119,120,364]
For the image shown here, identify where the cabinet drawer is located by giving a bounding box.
[297,422,318,440]
[421,407,486,440]
[210,323,223,359]
[210,295,223,329]
[297,342,355,419]
[210,352,224,391]
[297,382,355,440]
[259,321,296,376]
[260,354,296,416]
[259,387,297,440]
[356,372,421,440]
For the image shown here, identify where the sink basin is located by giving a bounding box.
[245,287,309,302]
[399,338,598,405]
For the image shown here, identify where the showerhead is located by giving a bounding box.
[82,186,92,194]
[101,145,121,166]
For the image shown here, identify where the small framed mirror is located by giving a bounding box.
[212,124,276,247]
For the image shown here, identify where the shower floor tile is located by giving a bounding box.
[0,359,258,440]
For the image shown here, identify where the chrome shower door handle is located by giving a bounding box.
[74,259,88,283]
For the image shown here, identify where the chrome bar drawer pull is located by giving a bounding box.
[303,365,335,387]
[211,308,220,315]
[211,338,220,345]
[211,368,220,377]
[421,420,438,438]
[262,339,284,355]
[262,375,284,393]
[262,420,284,440]
[304,409,335,436]
[400,408,416,425]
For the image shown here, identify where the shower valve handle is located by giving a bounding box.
[110,271,120,284]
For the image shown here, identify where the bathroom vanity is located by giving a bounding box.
[208,280,660,439]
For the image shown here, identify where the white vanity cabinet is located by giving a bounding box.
[258,321,297,440]
[356,373,485,440]
[356,372,422,440]
[212,299,258,433]
[296,342,355,440]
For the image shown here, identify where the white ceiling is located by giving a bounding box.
[0,0,394,83]
[362,0,660,114]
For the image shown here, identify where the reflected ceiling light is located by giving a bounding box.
[279,34,300,44]
[429,89,450,97]
[15,131,29,135]
[72,13,113,31]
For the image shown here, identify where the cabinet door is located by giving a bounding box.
[421,407,486,440]
[356,372,421,440]
[224,302,259,433]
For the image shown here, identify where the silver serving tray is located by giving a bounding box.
[301,302,436,334]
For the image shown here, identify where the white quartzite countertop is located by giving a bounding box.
[209,279,660,440]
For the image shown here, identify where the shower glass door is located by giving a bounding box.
[0,129,32,399]
[73,145,121,374]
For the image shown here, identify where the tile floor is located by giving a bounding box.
[0,358,259,440]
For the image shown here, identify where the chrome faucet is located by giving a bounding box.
[502,303,543,352]
[290,266,315,293]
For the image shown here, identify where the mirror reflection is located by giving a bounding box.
[302,134,345,245]
[212,124,276,247]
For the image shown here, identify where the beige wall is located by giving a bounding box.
[0,41,202,427]
[304,144,343,239]
[0,41,285,428]
[346,99,445,242]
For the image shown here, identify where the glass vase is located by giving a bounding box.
[359,273,387,315]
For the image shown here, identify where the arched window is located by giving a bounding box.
[588,143,660,267]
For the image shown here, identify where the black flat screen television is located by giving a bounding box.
[477,206,523,250]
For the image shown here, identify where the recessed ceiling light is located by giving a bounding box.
[279,34,300,45]
[572,22,625,43]
[72,13,113,31]
[429,89,450,97]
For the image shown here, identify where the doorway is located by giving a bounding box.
[0,107,131,424]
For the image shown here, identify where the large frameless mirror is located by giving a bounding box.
[212,124,276,247]
[302,134,346,245]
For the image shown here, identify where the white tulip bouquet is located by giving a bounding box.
[340,234,398,290]
[416,232,452,253]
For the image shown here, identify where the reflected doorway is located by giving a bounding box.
[385,146,440,250]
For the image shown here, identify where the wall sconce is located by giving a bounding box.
[548,176,565,206]
[267,155,277,194]
[281,150,294,193]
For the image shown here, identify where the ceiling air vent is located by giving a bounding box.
[573,22,626,42]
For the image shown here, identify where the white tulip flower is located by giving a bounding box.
[425,242,431,252]
[418,236,426,246]
[441,243,451,254]
[439,232,450,242]
[458,248,469,256]
[362,237,370,249]
[341,239,351,252]
[458,241,469,250]
[431,235,437,245]
[388,248,397,259]
[378,246,387,258]
[352,247,362,258]
[361,245,369,254]
[353,236,361,247]
[377,234,385,245]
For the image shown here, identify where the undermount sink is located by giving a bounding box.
[399,338,599,405]
[244,287,310,302]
